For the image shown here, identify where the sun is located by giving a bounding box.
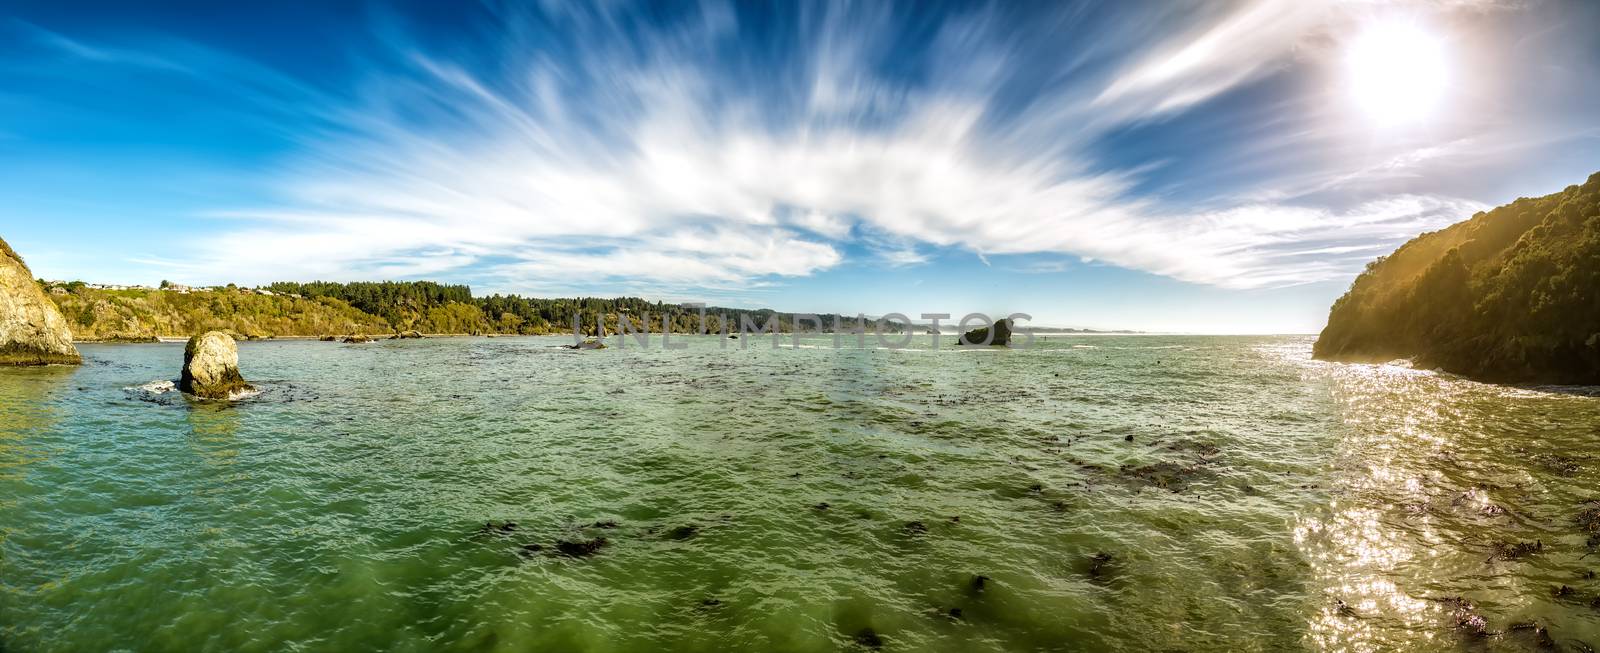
[1345,19,1450,126]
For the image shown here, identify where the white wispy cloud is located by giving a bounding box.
[95,2,1506,291]
[1092,0,1335,122]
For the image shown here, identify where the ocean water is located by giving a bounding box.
[2,335,1598,652]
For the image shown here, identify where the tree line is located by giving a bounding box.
[265,281,897,336]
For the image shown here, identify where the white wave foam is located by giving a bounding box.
[127,380,176,394]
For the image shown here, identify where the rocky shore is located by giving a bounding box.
[0,237,81,365]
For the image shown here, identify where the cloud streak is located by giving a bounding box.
[57,2,1507,292]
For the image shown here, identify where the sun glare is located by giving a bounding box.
[1345,19,1450,126]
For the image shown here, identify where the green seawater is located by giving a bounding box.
[2,335,1599,652]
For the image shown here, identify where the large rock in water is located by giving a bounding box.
[180,331,253,398]
[0,237,81,365]
[958,318,1012,346]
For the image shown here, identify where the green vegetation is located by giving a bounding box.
[44,280,895,341]
[47,287,389,341]
[1314,171,1600,383]
[266,280,890,336]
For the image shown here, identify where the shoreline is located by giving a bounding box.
[69,331,1315,344]
[74,333,519,344]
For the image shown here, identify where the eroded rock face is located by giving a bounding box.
[180,331,253,399]
[0,237,81,365]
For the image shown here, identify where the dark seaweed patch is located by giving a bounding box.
[555,537,608,557]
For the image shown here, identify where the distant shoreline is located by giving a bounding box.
[73,333,505,343]
[70,331,1315,344]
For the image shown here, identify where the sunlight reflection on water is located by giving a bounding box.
[1295,356,1600,652]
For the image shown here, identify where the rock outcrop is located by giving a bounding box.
[390,330,424,339]
[958,318,1012,346]
[0,237,81,365]
[180,331,253,399]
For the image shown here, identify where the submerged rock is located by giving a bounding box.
[852,627,884,649]
[1120,461,1214,493]
[1488,539,1544,562]
[180,331,254,399]
[1087,552,1115,580]
[1334,599,1358,618]
[1534,453,1582,477]
[970,574,991,594]
[1507,622,1557,648]
[341,335,373,344]
[957,318,1012,346]
[563,338,607,350]
[555,537,608,557]
[1437,596,1491,638]
[390,330,424,340]
[1576,500,1600,536]
[665,524,699,540]
[0,236,81,365]
[476,521,518,537]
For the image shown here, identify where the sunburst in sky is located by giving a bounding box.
[1345,17,1451,126]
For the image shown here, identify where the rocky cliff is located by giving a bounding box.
[0,237,81,365]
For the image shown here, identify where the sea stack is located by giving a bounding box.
[180,331,253,399]
[0,236,82,365]
[958,318,1012,346]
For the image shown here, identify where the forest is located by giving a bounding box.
[47,284,390,340]
[45,279,893,341]
[1314,170,1600,383]
[264,281,892,336]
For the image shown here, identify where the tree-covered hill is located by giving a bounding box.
[1313,171,1600,383]
[265,280,890,337]
[43,280,893,341]
[46,285,391,340]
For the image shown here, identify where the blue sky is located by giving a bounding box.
[2,1,1596,333]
